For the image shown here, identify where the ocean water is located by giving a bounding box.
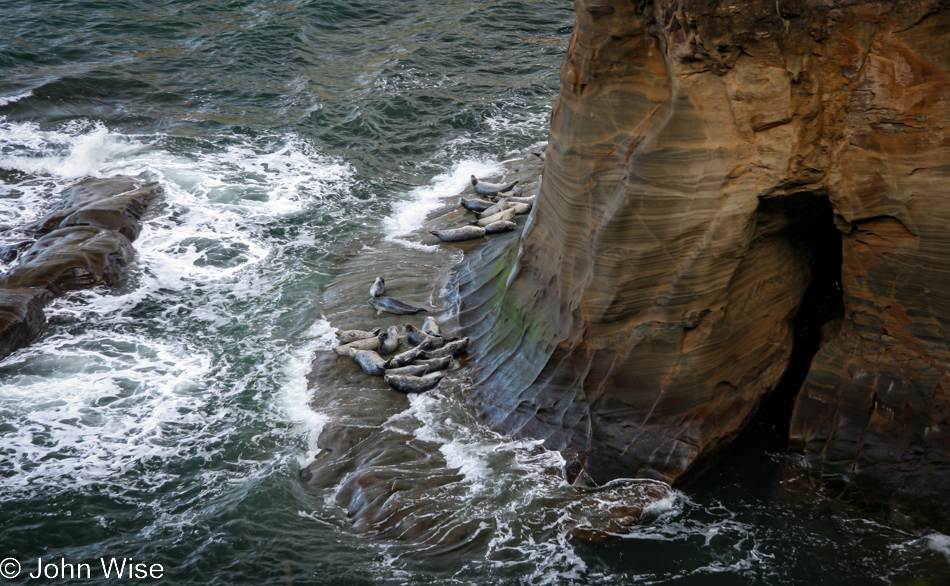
[0,1,948,584]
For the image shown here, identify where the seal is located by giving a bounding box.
[510,202,531,215]
[500,193,535,205]
[370,276,385,298]
[459,195,496,213]
[379,325,400,354]
[347,347,386,376]
[471,175,519,196]
[385,371,446,394]
[384,341,431,368]
[405,323,446,349]
[385,363,439,376]
[333,334,381,356]
[368,296,427,315]
[421,316,440,336]
[412,355,453,370]
[476,199,510,219]
[475,208,516,227]
[335,327,381,345]
[422,337,469,359]
[484,220,517,234]
[428,225,486,242]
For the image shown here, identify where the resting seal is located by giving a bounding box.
[476,208,516,227]
[476,199,510,219]
[385,362,442,376]
[405,324,447,349]
[412,355,452,370]
[335,327,381,345]
[471,175,518,196]
[347,347,386,376]
[422,337,469,359]
[484,220,516,234]
[368,296,427,315]
[460,196,496,213]
[333,335,381,356]
[429,225,486,242]
[500,193,535,206]
[384,342,431,368]
[385,371,446,394]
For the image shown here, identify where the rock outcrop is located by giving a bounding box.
[447,0,950,518]
[0,175,160,360]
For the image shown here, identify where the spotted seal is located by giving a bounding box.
[500,193,535,206]
[347,347,386,376]
[379,325,401,354]
[332,334,381,356]
[484,220,516,234]
[385,371,446,394]
[368,296,427,315]
[421,316,440,336]
[370,276,385,298]
[405,323,447,349]
[476,199,510,219]
[335,327,381,345]
[471,175,519,196]
[412,355,452,371]
[475,208,516,227]
[460,195,496,213]
[421,337,469,359]
[383,342,431,368]
[429,225,486,242]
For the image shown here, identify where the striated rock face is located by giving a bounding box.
[787,3,950,517]
[449,0,950,516]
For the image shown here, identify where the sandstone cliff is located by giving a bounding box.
[448,0,950,518]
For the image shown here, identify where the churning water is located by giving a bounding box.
[1,1,948,584]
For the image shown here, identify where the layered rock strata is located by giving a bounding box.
[447,0,950,517]
[0,176,159,360]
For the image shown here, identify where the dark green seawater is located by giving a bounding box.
[0,1,948,584]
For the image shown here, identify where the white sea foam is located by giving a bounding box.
[0,90,33,107]
[0,121,140,178]
[0,330,214,494]
[382,158,504,247]
[374,385,683,582]
[925,532,950,558]
[0,118,353,510]
[284,319,337,462]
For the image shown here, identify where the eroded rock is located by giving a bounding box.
[445,0,950,521]
[30,176,160,242]
[0,288,52,361]
[0,175,159,359]
[0,226,134,294]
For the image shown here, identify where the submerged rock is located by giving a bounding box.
[446,0,950,522]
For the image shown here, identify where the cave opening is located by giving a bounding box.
[689,193,843,493]
[723,192,846,467]
[761,192,844,450]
